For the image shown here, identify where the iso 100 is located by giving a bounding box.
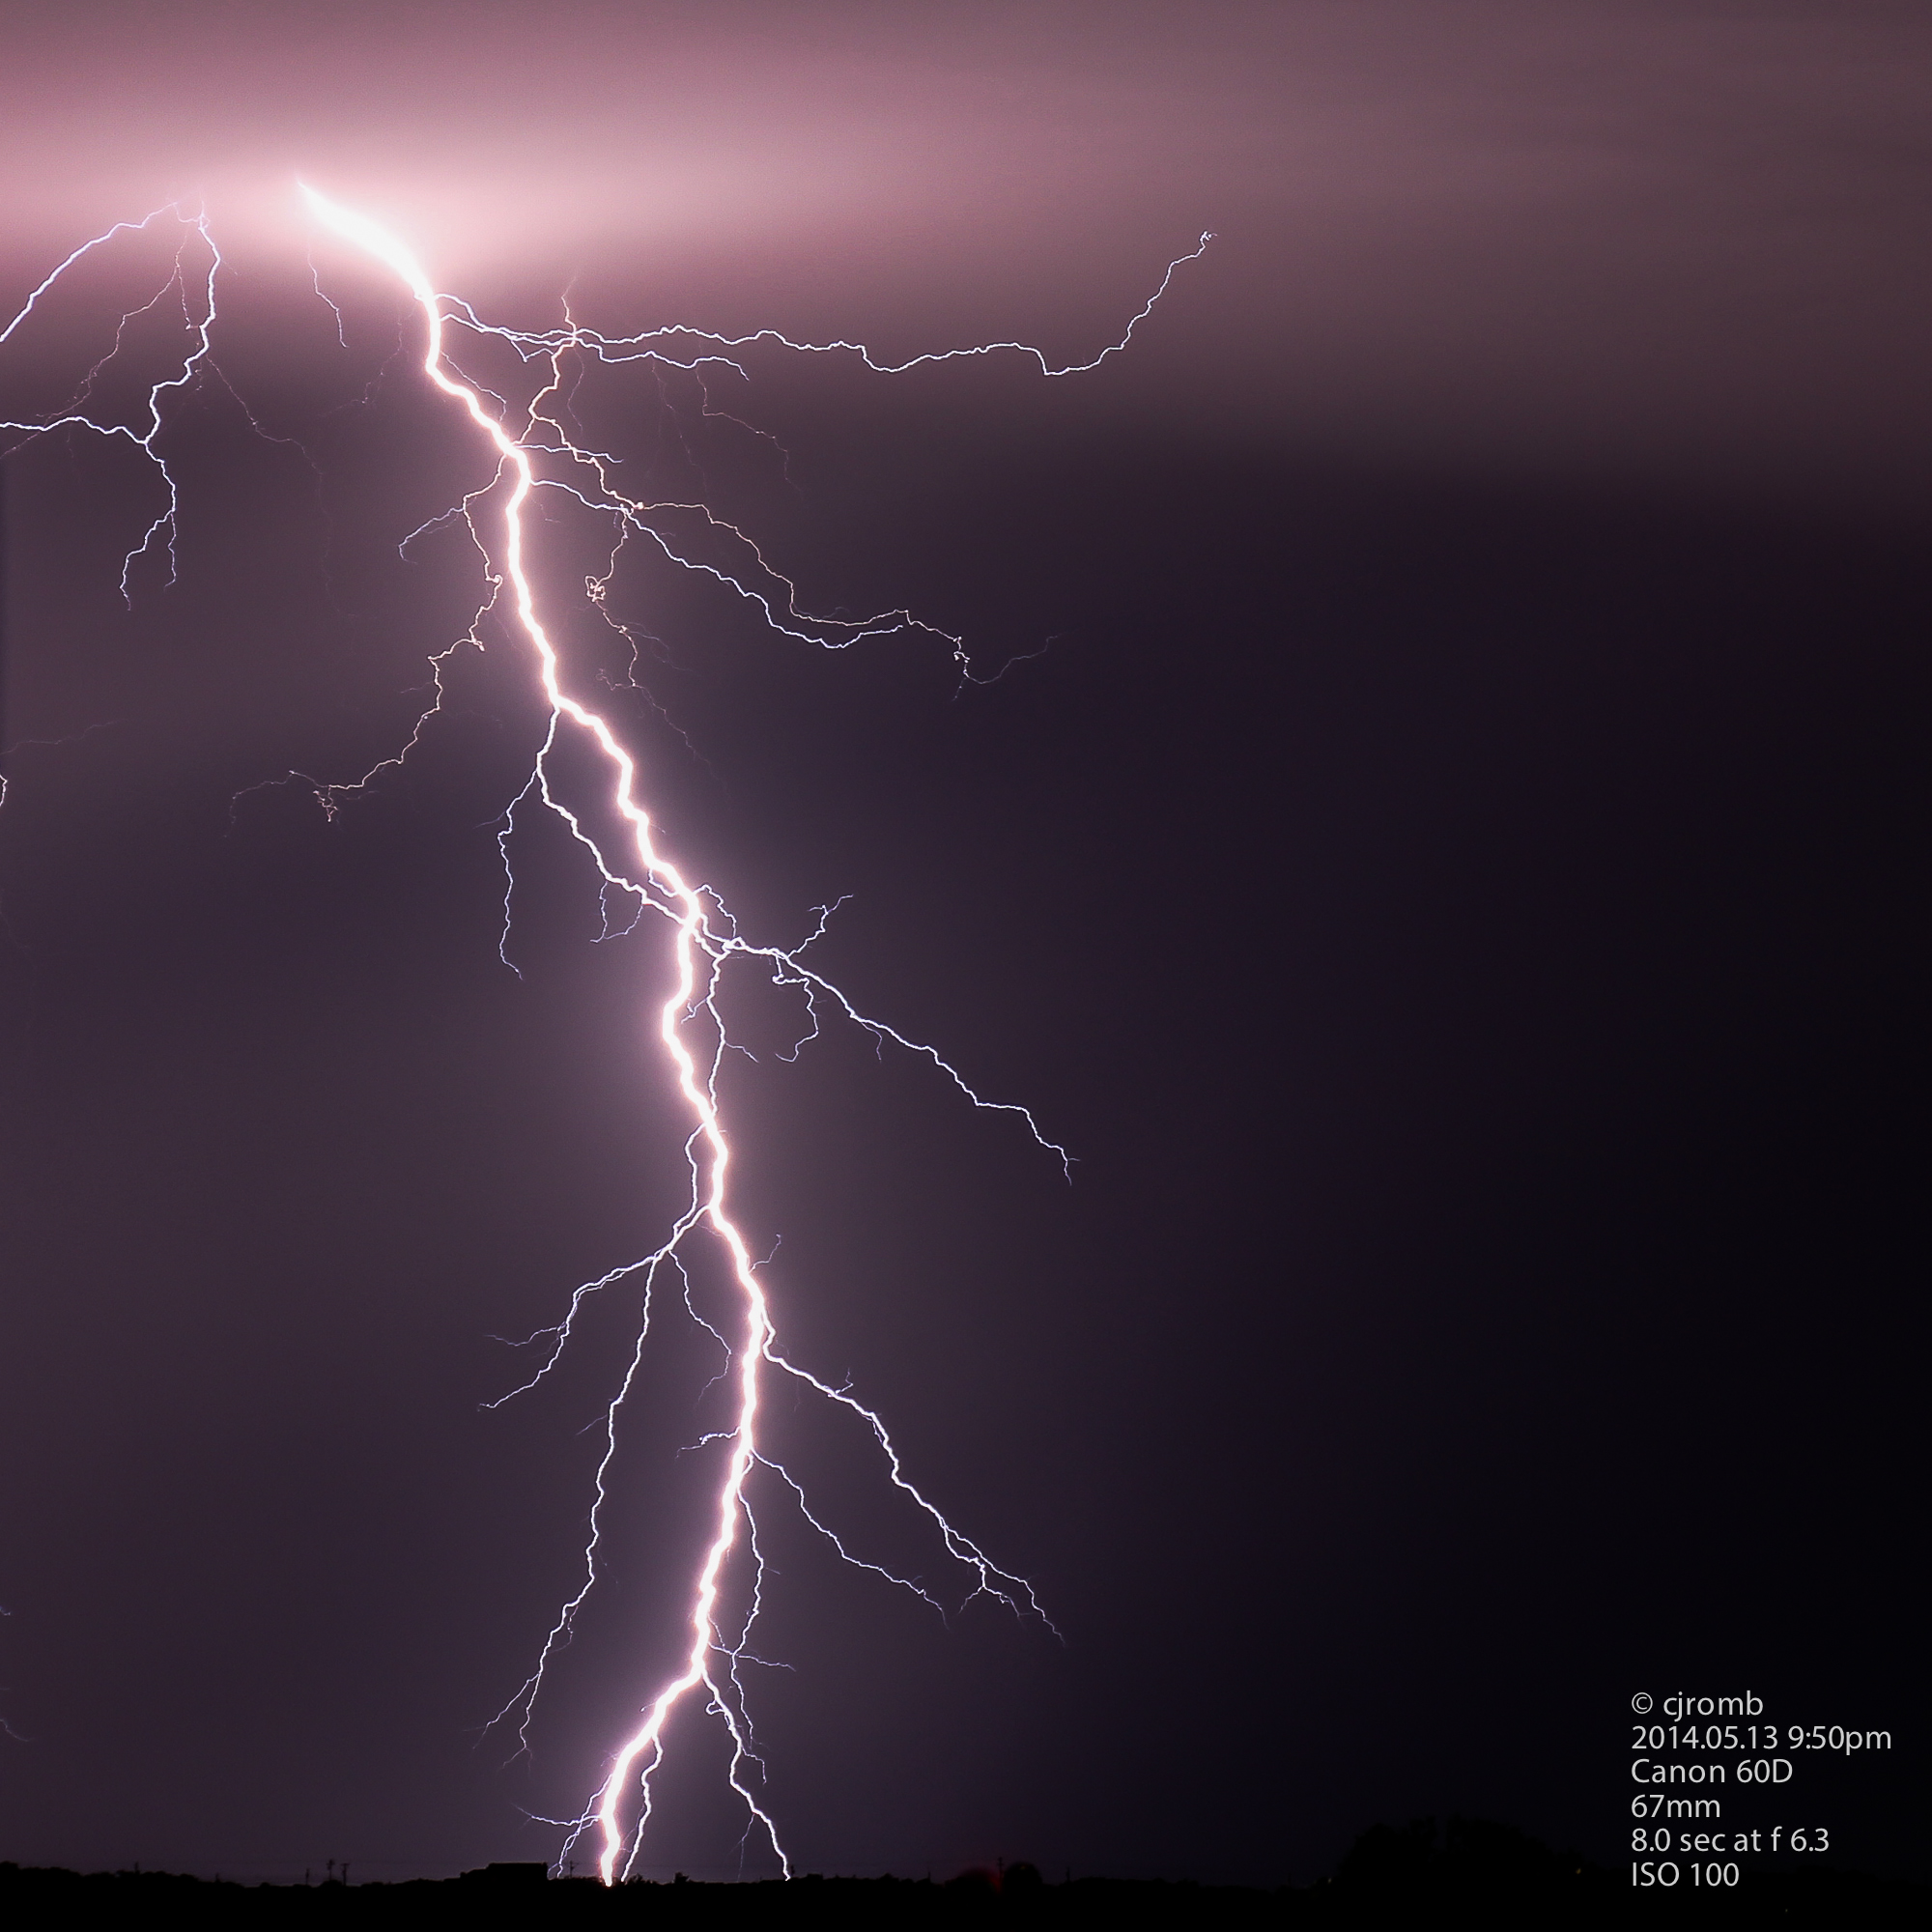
[1633,1861,1740,1888]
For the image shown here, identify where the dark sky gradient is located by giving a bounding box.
[0,0,1925,1889]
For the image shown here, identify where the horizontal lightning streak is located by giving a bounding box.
[439,229,1214,379]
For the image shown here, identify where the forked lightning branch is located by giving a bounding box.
[0,189,1207,1882]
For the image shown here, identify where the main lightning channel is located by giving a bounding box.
[297,185,795,1887]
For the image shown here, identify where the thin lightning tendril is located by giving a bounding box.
[0,202,222,601]
[0,188,1207,1882]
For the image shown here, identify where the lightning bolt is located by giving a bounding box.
[0,202,222,599]
[2,186,1208,1883]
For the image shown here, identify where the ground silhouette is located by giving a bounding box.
[2,1822,1925,1925]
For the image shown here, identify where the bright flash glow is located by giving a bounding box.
[2,186,1208,1883]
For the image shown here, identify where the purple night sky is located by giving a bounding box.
[0,0,1924,1889]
